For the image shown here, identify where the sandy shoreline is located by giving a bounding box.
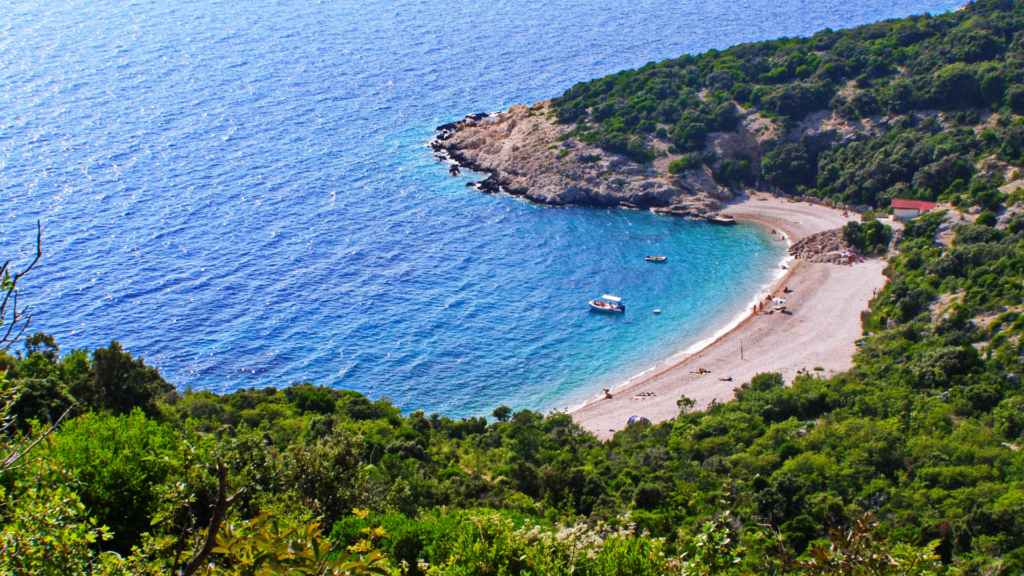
[570,192,889,440]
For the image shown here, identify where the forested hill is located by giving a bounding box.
[550,0,1024,211]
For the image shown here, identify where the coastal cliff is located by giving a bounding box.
[431,103,736,216]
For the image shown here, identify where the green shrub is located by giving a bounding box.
[668,154,702,174]
[42,410,182,553]
[975,211,996,227]
[843,220,891,253]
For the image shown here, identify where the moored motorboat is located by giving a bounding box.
[589,294,625,313]
[644,255,667,262]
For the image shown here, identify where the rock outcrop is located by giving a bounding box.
[789,228,860,264]
[430,102,732,214]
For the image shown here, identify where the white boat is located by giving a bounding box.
[644,255,668,262]
[589,294,625,313]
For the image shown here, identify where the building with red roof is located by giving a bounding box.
[891,198,937,220]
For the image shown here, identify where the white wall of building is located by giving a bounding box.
[893,208,921,220]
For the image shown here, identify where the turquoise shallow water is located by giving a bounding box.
[0,0,961,417]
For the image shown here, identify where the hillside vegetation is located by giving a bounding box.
[551,0,1024,211]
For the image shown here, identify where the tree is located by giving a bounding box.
[7,378,75,430]
[844,220,892,253]
[930,63,981,109]
[796,514,942,576]
[285,434,364,528]
[677,395,696,415]
[91,341,173,417]
[492,405,512,422]
[750,372,785,392]
[294,387,336,415]
[762,140,817,191]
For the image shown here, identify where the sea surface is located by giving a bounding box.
[1,0,961,417]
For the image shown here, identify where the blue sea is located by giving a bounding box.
[1,0,961,417]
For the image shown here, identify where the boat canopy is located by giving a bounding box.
[601,295,622,302]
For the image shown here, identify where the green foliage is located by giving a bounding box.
[199,512,388,576]
[491,405,511,422]
[675,514,745,575]
[0,482,111,576]
[976,210,997,226]
[392,510,669,576]
[762,140,816,191]
[294,385,337,415]
[795,514,943,576]
[41,410,182,553]
[753,82,833,120]
[717,157,753,187]
[7,377,75,430]
[843,220,892,253]
[0,377,117,576]
[285,434,365,528]
[669,154,704,174]
[91,340,173,417]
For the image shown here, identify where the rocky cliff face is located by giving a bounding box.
[430,102,733,216]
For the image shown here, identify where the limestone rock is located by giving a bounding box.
[789,228,860,264]
[431,102,731,214]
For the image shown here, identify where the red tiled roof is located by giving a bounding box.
[891,199,937,211]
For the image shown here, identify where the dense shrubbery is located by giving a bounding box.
[843,220,893,253]
[550,0,1024,211]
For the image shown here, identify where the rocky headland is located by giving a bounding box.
[430,102,737,217]
[429,98,908,218]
